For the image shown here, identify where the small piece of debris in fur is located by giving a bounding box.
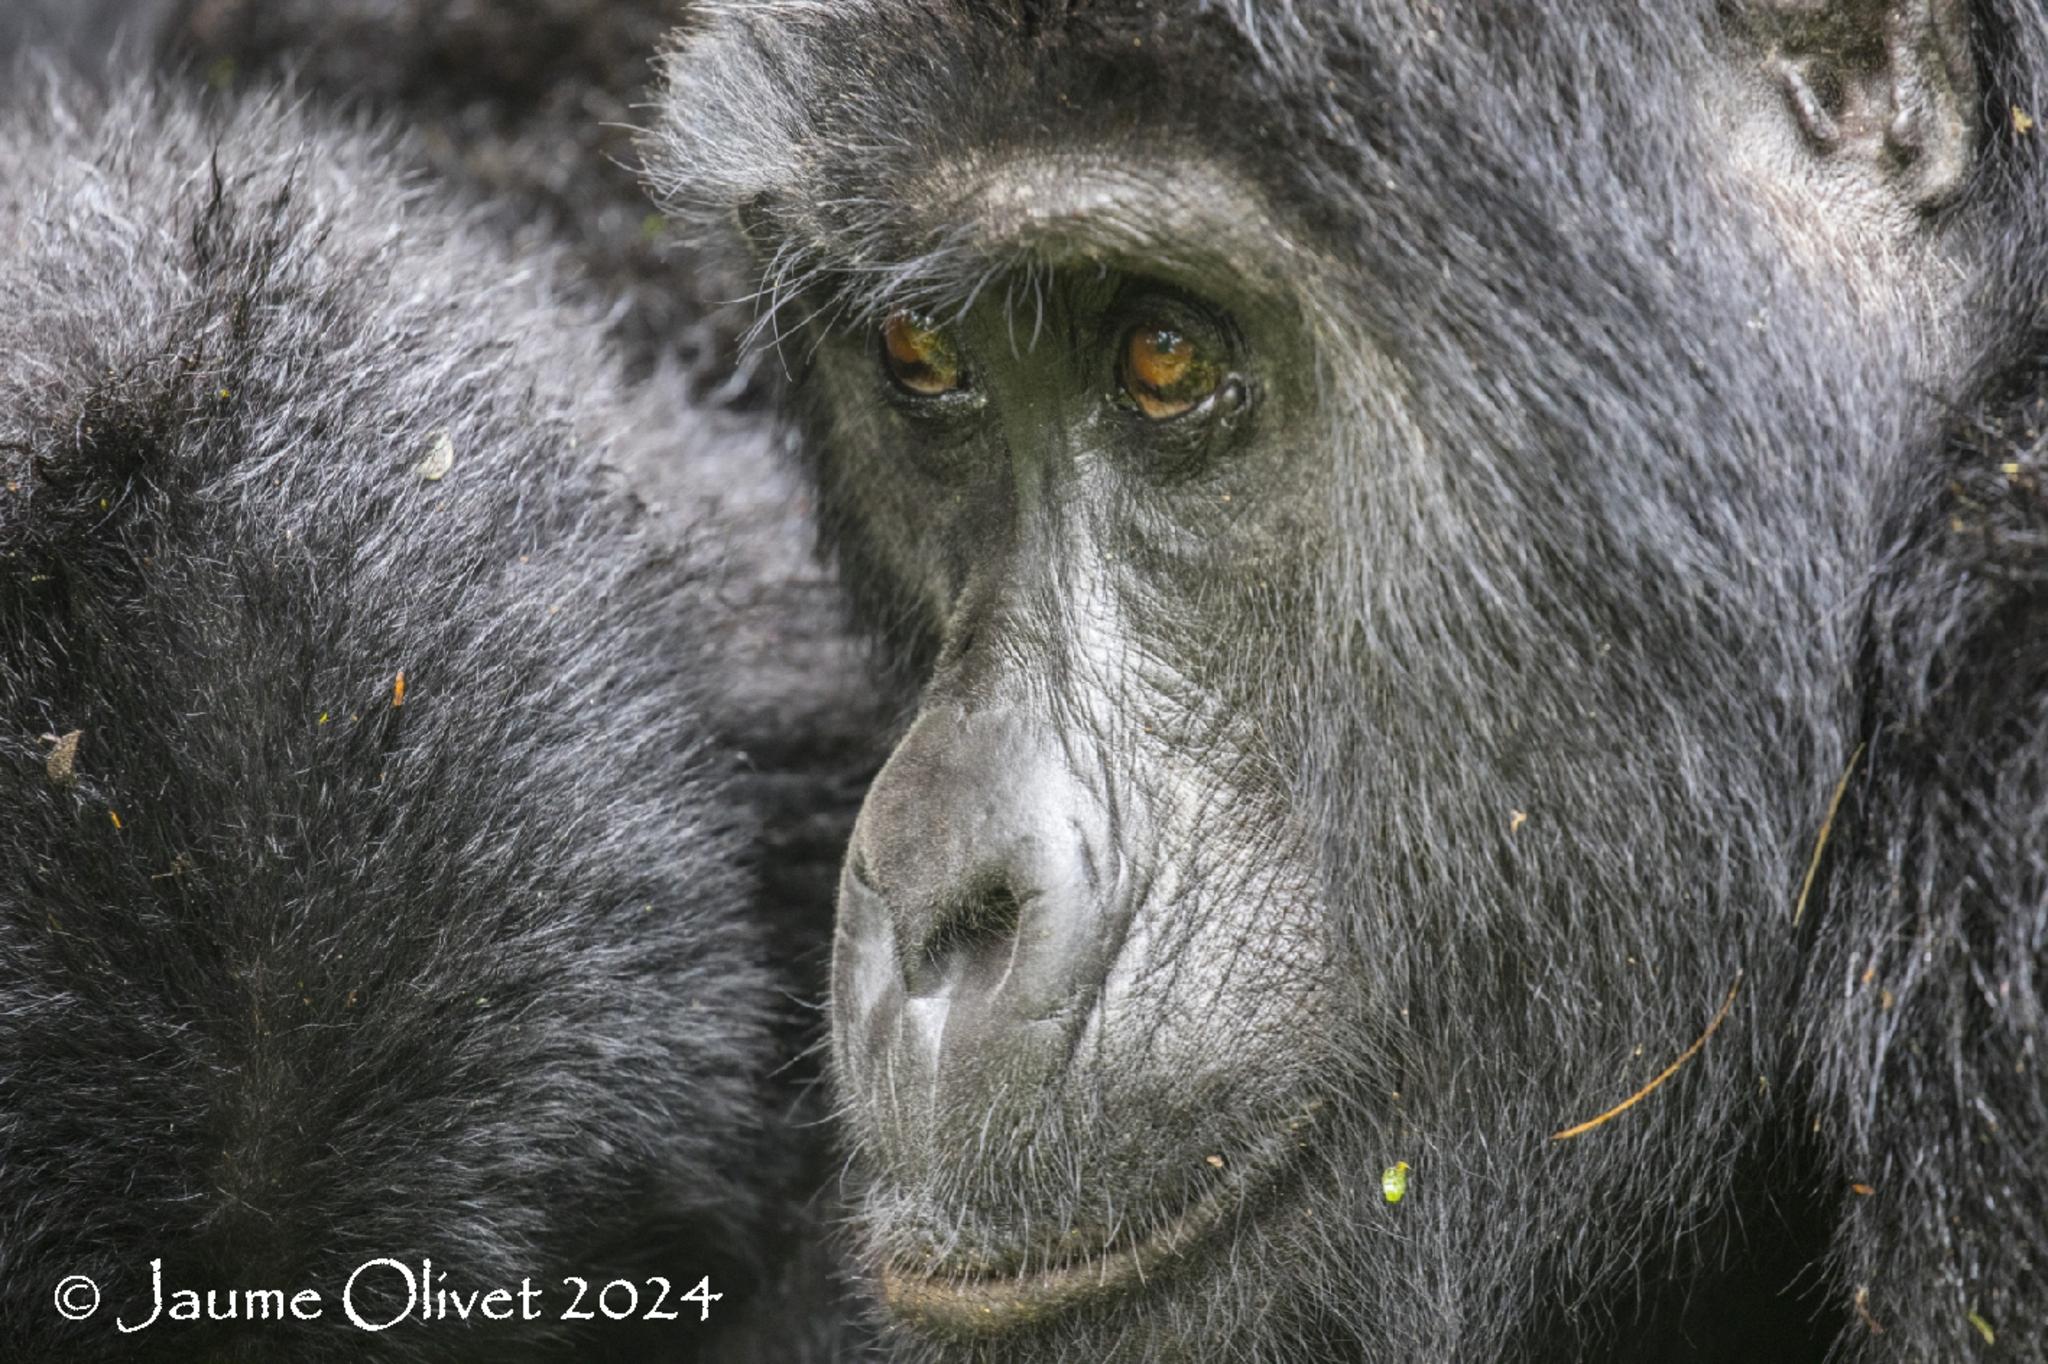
[1381,1160,1410,1203]
[1968,1309,1995,1345]
[392,671,407,708]
[415,429,457,482]
[108,810,123,830]
[1552,972,1742,1140]
[1509,809,1528,833]
[1854,1285,1884,1335]
[1793,743,1862,926]
[1205,1154,1225,1168]
[2015,105,2036,136]
[1850,1182,1875,1196]
[43,729,82,787]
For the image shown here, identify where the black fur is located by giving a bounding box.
[0,0,896,973]
[155,0,716,383]
[1793,20,2048,1358]
[1810,183,2048,1360]
[166,0,895,1014]
[648,2,2048,1361]
[0,79,786,1362]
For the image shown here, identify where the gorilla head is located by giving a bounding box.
[652,1,2048,1359]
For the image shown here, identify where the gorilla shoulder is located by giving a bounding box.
[0,78,779,1362]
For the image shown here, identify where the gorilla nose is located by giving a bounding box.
[837,706,1111,1071]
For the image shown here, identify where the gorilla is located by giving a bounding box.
[141,0,900,1024]
[148,0,717,381]
[647,1,2048,1360]
[0,79,800,1362]
[0,0,897,981]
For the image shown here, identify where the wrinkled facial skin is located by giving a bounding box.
[822,267,1338,1314]
[650,1,2008,1359]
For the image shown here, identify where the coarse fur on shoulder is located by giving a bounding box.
[0,75,780,1362]
[1807,182,2048,1362]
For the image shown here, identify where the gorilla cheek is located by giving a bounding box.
[830,697,1334,1325]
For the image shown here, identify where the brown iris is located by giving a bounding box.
[1121,325,1224,420]
[881,312,965,396]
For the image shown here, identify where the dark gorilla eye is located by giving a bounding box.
[1120,323,1224,420]
[881,311,965,397]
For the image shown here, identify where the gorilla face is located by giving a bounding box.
[818,196,1339,1320]
[653,0,2009,1357]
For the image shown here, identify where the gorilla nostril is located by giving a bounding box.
[905,878,1025,996]
[844,708,1099,1011]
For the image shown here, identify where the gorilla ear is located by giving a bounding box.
[1749,0,1980,209]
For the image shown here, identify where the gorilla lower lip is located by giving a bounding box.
[879,1191,1231,1333]
[876,1120,1314,1335]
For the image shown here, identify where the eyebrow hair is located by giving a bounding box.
[733,148,1310,357]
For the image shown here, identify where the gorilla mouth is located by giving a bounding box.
[876,1112,1316,1335]
[879,1182,1245,1334]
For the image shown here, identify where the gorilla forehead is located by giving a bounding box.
[655,1,1737,319]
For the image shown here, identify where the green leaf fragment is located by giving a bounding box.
[1381,1160,1411,1204]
